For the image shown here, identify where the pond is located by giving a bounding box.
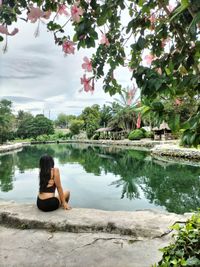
[0,143,200,214]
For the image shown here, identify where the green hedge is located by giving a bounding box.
[35,132,71,142]
[154,211,200,267]
[128,129,145,140]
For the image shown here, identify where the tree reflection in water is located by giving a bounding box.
[0,143,200,214]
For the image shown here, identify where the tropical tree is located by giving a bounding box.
[0,1,200,145]
[55,113,76,128]
[0,99,15,143]
[99,104,112,128]
[80,104,101,138]
[17,114,54,139]
[69,119,84,135]
[109,86,140,131]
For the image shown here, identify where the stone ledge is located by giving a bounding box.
[0,202,191,239]
[0,142,30,154]
[151,144,200,160]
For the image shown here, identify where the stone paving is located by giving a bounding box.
[0,202,192,267]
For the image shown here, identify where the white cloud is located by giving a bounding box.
[0,11,133,119]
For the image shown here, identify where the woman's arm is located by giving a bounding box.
[54,168,69,209]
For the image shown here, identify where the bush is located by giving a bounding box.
[140,128,147,133]
[145,131,154,139]
[35,132,71,142]
[69,119,84,135]
[36,134,49,142]
[155,212,200,267]
[128,129,145,140]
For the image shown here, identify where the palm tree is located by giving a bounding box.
[108,85,140,132]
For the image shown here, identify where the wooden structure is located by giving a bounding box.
[95,127,127,140]
[152,122,172,140]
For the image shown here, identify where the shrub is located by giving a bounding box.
[128,129,145,140]
[145,131,154,139]
[155,212,200,267]
[140,128,147,133]
[69,119,84,135]
[36,134,49,142]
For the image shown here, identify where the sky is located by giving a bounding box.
[0,12,133,120]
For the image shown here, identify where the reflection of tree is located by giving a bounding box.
[1,143,200,214]
[16,145,55,172]
[140,162,200,214]
[0,154,15,192]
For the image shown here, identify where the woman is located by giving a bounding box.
[37,155,71,212]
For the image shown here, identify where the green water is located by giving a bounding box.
[0,143,200,214]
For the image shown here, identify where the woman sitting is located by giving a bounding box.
[37,155,71,212]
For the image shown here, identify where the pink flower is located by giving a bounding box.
[149,14,156,24]
[136,113,141,129]
[58,4,69,16]
[175,99,181,106]
[80,74,93,92]
[0,0,2,6]
[71,4,84,23]
[62,40,75,54]
[27,7,44,23]
[82,57,92,72]
[149,14,156,30]
[100,34,110,46]
[144,54,155,65]
[0,25,19,36]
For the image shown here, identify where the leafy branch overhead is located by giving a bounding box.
[0,0,200,146]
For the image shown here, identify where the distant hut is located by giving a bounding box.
[152,122,172,140]
[95,127,127,140]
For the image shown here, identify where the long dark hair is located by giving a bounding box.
[39,155,54,193]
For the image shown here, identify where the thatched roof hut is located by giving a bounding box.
[152,121,172,140]
[95,127,113,132]
[152,122,170,131]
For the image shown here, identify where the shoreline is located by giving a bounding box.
[1,140,200,163]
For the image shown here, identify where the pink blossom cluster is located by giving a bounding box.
[71,4,84,23]
[144,54,155,65]
[27,6,51,23]
[80,75,94,92]
[0,25,19,36]
[82,57,92,72]
[100,34,110,46]
[62,40,75,54]
[81,57,94,92]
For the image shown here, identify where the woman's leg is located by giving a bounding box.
[56,190,70,204]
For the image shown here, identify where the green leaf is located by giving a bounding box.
[186,257,200,266]
[137,36,146,49]
[188,12,200,33]
[170,0,189,21]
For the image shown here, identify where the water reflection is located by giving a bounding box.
[0,143,200,213]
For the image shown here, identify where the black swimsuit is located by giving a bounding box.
[37,178,60,212]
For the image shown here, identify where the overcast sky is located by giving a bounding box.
[0,13,134,120]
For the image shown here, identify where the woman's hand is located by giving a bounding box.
[62,202,72,210]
